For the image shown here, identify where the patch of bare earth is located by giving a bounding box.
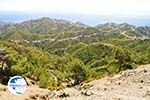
[0,84,54,100]
[53,64,150,100]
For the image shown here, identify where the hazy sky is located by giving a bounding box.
[0,0,150,25]
[1,0,150,16]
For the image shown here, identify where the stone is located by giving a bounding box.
[29,95,37,100]
[143,91,150,97]
[39,95,47,100]
[81,90,94,96]
[55,90,69,98]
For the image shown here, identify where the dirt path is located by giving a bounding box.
[120,31,134,40]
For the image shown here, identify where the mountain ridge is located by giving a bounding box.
[0,17,150,43]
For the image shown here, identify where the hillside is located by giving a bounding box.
[16,17,89,34]
[52,64,150,100]
[1,17,150,41]
[0,17,150,100]
[0,64,150,100]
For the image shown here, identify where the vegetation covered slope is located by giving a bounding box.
[0,17,150,90]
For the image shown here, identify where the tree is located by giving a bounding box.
[66,59,86,85]
[114,48,132,72]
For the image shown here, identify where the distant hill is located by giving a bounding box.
[96,23,150,39]
[16,17,89,34]
[0,17,150,41]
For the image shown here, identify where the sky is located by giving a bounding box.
[0,0,150,26]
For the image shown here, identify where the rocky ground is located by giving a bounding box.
[0,84,53,100]
[0,64,150,100]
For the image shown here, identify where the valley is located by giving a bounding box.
[0,17,150,100]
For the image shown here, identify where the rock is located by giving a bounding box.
[55,90,69,98]
[48,92,55,99]
[62,79,76,87]
[79,84,93,90]
[104,87,107,91]
[111,87,114,90]
[121,70,136,78]
[25,78,35,86]
[67,79,76,87]
[81,90,94,96]
[118,82,121,85]
[35,94,39,98]
[39,94,47,100]
[144,69,147,73]
[61,82,68,87]
[29,95,37,100]
[140,80,144,83]
[45,93,49,98]
[143,91,150,97]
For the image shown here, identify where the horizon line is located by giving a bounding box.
[0,13,150,27]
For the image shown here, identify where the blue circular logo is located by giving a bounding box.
[7,76,27,96]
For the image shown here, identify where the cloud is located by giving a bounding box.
[0,0,150,17]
